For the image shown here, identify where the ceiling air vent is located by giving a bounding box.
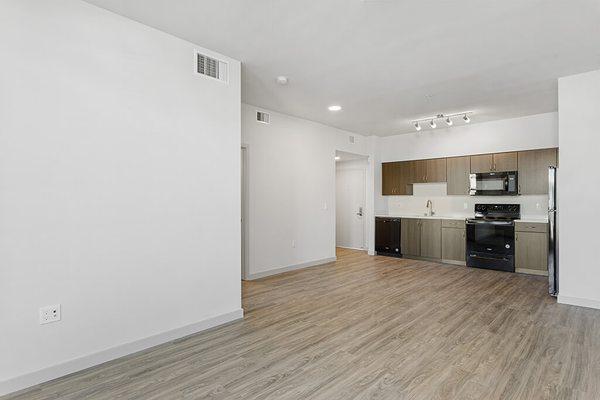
[195,51,228,83]
[256,111,270,124]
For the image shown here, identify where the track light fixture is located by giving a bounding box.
[411,111,473,131]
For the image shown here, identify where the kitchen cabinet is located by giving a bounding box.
[470,154,494,173]
[493,152,518,172]
[426,158,447,183]
[446,156,471,195]
[382,162,399,195]
[442,226,466,262]
[515,230,548,275]
[420,219,442,259]
[517,148,558,195]
[382,148,556,196]
[401,218,442,259]
[382,161,413,195]
[401,218,421,257]
[470,152,517,173]
[412,160,427,184]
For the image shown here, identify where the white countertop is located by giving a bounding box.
[375,214,548,223]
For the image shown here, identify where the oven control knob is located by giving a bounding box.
[505,244,511,249]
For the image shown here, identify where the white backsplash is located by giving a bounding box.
[387,183,548,218]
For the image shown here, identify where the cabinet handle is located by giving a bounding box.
[516,233,518,241]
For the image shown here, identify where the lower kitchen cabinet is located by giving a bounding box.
[515,230,548,275]
[441,227,466,262]
[420,219,442,259]
[401,218,421,257]
[400,218,442,259]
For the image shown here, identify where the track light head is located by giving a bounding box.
[445,117,453,126]
[430,119,436,129]
[463,114,470,123]
[414,122,421,131]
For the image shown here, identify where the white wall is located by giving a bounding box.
[241,104,371,277]
[0,0,241,394]
[557,69,600,309]
[377,112,558,217]
[379,112,558,162]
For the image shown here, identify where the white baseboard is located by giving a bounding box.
[336,246,366,251]
[0,308,244,397]
[246,257,336,280]
[516,268,548,276]
[557,295,600,310]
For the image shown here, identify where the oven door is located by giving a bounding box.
[466,220,515,272]
[469,172,518,196]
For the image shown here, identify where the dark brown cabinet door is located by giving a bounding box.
[401,218,421,256]
[425,158,447,182]
[412,160,427,183]
[446,156,471,195]
[382,162,402,195]
[493,152,518,172]
[517,148,558,195]
[470,154,493,173]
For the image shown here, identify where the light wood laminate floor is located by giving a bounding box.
[6,248,600,400]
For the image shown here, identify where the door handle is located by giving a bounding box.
[357,207,363,217]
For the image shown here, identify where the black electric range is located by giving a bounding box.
[466,204,520,272]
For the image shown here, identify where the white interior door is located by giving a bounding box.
[336,167,366,249]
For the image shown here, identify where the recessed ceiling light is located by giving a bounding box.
[276,76,289,85]
[328,105,342,112]
[335,156,341,161]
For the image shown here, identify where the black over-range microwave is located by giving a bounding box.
[469,171,518,196]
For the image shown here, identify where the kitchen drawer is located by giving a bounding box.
[515,222,547,233]
[442,219,466,229]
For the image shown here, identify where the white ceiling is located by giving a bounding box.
[84,0,600,136]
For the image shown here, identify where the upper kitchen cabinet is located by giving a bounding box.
[446,156,471,195]
[412,158,446,183]
[382,161,413,195]
[426,158,447,183]
[470,152,517,173]
[382,162,400,195]
[517,148,558,195]
[493,152,518,172]
[470,154,493,173]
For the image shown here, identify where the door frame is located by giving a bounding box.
[241,145,249,280]
[334,152,370,252]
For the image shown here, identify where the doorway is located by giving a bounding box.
[335,151,368,250]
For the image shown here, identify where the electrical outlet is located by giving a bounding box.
[39,304,61,325]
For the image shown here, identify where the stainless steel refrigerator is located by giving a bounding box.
[548,166,558,296]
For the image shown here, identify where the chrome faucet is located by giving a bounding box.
[426,200,434,217]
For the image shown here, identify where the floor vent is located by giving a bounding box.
[257,111,270,124]
[195,51,228,82]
